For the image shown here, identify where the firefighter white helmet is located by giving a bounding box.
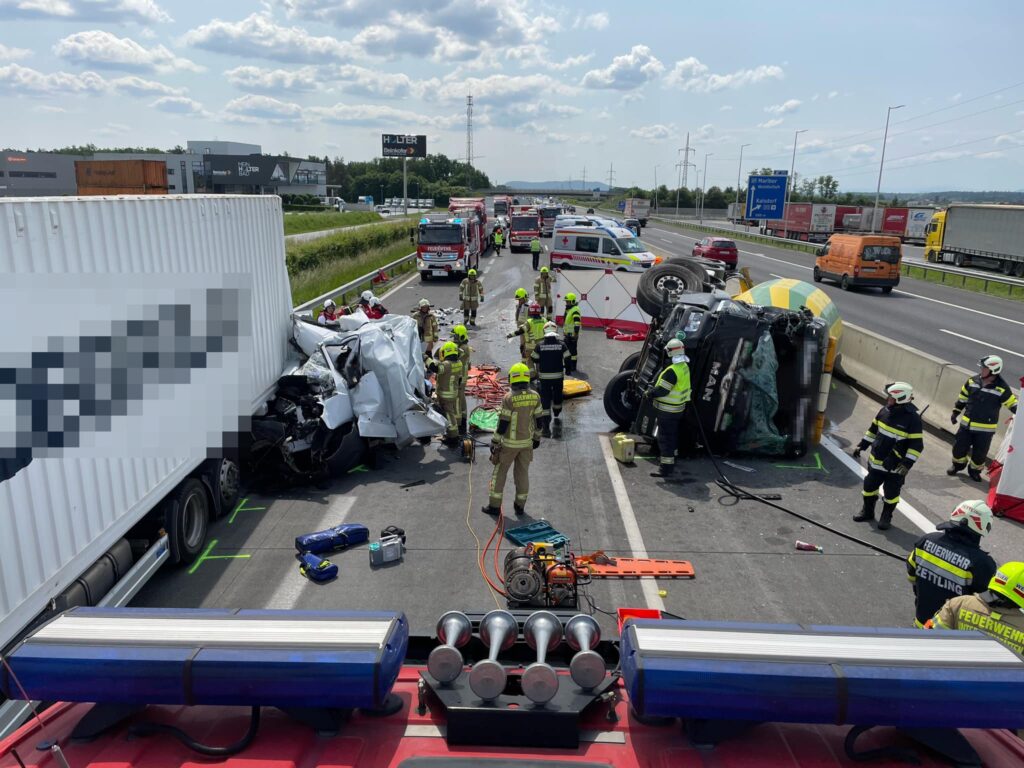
[419,298,430,308]
[665,339,685,355]
[885,381,913,404]
[950,499,993,537]
[323,299,336,310]
[360,290,373,303]
[544,321,557,336]
[980,355,1004,375]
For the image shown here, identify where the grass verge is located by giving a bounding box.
[289,240,416,308]
[284,211,384,235]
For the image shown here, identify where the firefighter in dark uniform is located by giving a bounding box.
[906,499,996,628]
[852,381,923,531]
[563,292,582,374]
[649,338,691,478]
[531,322,570,437]
[482,363,543,517]
[947,354,1018,481]
[927,560,1024,656]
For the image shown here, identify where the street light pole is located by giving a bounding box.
[700,152,713,224]
[653,164,660,212]
[873,104,905,232]
[735,143,751,217]
[675,160,684,216]
[783,129,807,239]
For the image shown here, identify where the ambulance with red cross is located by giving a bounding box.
[550,221,659,272]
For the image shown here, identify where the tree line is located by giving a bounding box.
[321,154,491,207]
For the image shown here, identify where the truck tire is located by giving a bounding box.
[619,351,643,373]
[167,478,210,565]
[604,371,640,430]
[954,253,965,267]
[213,457,241,517]
[1015,262,1024,278]
[637,263,703,317]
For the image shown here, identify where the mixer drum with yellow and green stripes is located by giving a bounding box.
[735,278,842,341]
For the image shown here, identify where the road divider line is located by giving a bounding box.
[597,434,665,612]
[938,329,1024,359]
[891,290,1024,326]
[820,436,935,534]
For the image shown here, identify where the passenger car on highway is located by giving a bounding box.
[691,236,739,269]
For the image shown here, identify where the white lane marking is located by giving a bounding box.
[939,329,1024,359]
[264,496,357,609]
[658,237,675,244]
[378,269,420,302]
[746,253,1024,326]
[819,436,935,534]
[597,434,666,612]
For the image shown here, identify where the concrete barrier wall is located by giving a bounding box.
[836,323,1012,448]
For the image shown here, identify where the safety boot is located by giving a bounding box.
[650,462,675,478]
[877,502,897,531]
[967,467,983,482]
[946,464,963,476]
[513,504,526,516]
[458,416,468,435]
[481,505,500,516]
[852,497,876,523]
[542,425,552,438]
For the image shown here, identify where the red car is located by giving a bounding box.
[692,236,738,268]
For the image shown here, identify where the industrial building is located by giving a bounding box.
[0,141,325,198]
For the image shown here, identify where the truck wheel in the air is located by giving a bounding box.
[619,351,643,373]
[637,263,705,317]
[604,371,640,429]
[166,478,211,565]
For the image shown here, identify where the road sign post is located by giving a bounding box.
[745,174,787,224]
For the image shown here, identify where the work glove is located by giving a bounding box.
[950,411,961,425]
[506,332,515,339]
[893,464,910,477]
[852,446,862,459]
[532,439,541,449]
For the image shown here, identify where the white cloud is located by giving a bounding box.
[757,118,784,129]
[435,73,575,104]
[996,133,1024,147]
[182,12,357,63]
[432,37,478,63]
[666,56,783,92]
[334,64,415,97]
[765,98,801,115]
[150,95,204,114]
[977,151,1005,160]
[827,90,839,99]
[54,30,200,73]
[310,102,458,129]
[34,104,67,113]
[949,92,962,103]
[505,44,590,71]
[719,104,733,111]
[581,45,663,90]
[0,0,171,23]
[845,143,875,158]
[354,14,440,59]
[573,12,608,30]
[0,42,31,60]
[224,65,320,93]
[491,100,582,128]
[110,74,183,95]
[0,62,107,95]
[629,123,674,141]
[223,94,305,123]
[96,121,131,136]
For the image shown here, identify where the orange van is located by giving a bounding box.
[813,234,902,293]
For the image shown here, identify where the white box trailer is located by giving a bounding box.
[930,204,1024,275]
[0,195,292,656]
[904,207,934,243]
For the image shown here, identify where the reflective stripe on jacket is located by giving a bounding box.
[652,362,691,414]
[859,403,924,471]
[906,523,996,626]
[955,374,1018,432]
[564,306,582,337]
[494,389,542,448]
[532,337,570,380]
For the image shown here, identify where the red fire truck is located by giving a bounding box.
[509,205,540,252]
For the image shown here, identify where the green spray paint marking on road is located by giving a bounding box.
[347,464,370,474]
[228,497,267,524]
[773,452,828,474]
[187,538,252,575]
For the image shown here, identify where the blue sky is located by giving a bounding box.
[1,0,1022,192]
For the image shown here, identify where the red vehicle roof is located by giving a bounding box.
[4,665,1023,768]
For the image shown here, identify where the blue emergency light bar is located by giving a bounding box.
[0,607,408,710]
[620,619,1024,729]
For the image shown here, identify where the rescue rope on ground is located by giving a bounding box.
[466,365,508,433]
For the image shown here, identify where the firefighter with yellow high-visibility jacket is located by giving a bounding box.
[927,560,1024,656]
[563,292,582,374]
[852,381,923,531]
[425,341,464,446]
[482,363,543,517]
[513,287,529,325]
[947,354,1017,481]
[507,302,547,371]
[452,323,472,435]
[906,499,996,628]
[648,338,691,478]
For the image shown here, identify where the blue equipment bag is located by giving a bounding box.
[299,553,338,582]
[295,523,369,554]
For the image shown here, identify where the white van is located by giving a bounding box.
[550,222,658,272]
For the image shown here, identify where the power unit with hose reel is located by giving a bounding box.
[503,541,589,609]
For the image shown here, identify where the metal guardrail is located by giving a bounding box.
[292,251,418,313]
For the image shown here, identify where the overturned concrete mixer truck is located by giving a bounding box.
[603,259,833,458]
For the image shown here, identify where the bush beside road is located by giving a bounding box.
[283,210,383,236]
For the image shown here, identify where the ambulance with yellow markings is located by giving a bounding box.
[550,221,659,272]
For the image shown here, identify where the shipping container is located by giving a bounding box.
[74,160,168,191]
[0,195,293,653]
[926,204,1024,275]
[77,185,168,196]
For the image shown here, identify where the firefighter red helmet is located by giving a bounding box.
[528,302,541,316]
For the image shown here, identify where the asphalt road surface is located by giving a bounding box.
[132,240,1024,638]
